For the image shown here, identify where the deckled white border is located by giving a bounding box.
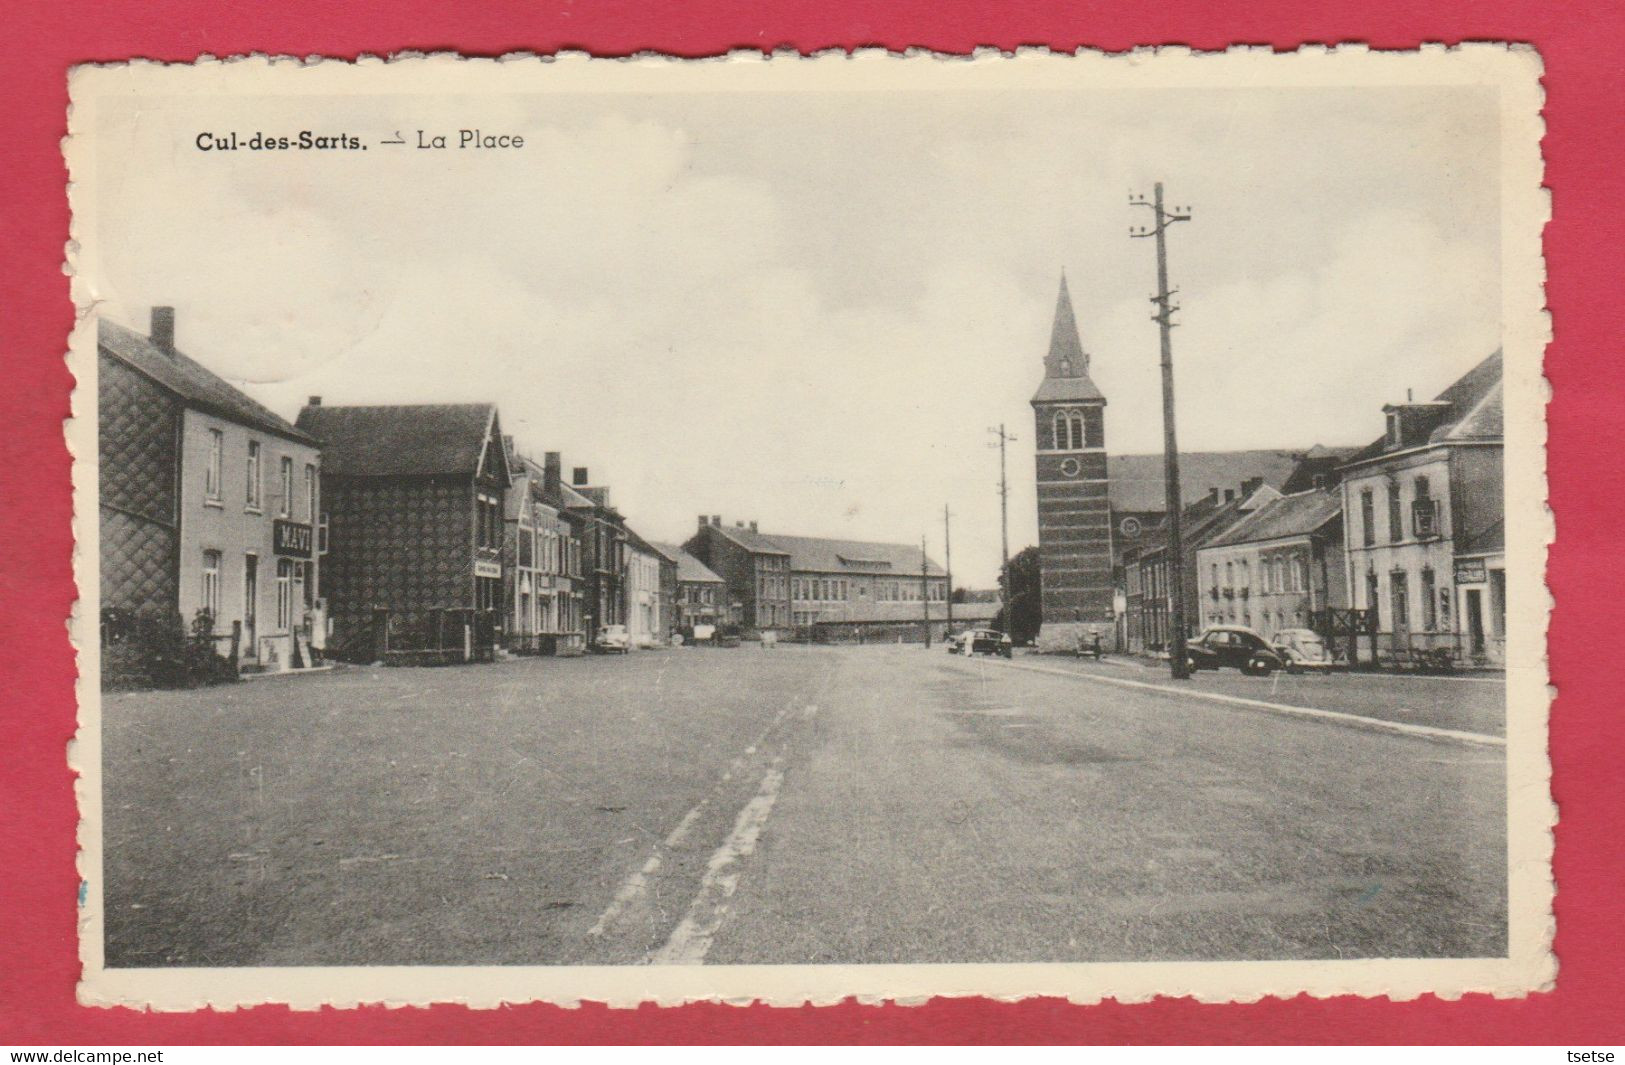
[66,44,1554,1010]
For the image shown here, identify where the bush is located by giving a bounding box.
[101,606,236,690]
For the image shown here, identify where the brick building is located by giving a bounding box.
[650,542,726,632]
[682,516,791,631]
[1029,274,1113,652]
[295,401,511,662]
[554,466,629,642]
[503,447,586,655]
[98,309,323,680]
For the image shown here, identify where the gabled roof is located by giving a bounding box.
[648,541,725,584]
[1133,486,1278,560]
[1205,487,1342,549]
[99,318,318,446]
[295,403,504,479]
[1342,349,1503,467]
[708,523,792,556]
[1031,274,1106,405]
[1108,450,1303,514]
[763,533,946,577]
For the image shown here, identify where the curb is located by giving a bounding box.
[955,656,1506,749]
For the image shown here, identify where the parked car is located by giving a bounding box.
[952,628,1013,658]
[1184,626,1286,676]
[589,624,631,654]
[1271,627,1342,672]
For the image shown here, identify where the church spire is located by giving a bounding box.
[1031,270,1104,405]
[1046,271,1087,379]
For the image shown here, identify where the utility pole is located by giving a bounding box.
[920,534,932,648]
[943,503,954,633]
[987,424,1016,612]
[1132,182,1193,680]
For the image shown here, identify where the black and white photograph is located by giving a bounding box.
[68,48,1551,1007]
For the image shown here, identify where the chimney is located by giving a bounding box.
[572,467,589,486]
[149,306,175,354]
[711,515,721,527]
[698,514,709,530]
[1208,487,1220,503]
[749,520,759,533]
[736,520,745,529]
[307,395,322,407]
[1241,476,1263,496]
[1224,489,1235,503]
[543,452,562,497]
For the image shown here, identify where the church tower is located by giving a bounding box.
[1030,273,1115,651]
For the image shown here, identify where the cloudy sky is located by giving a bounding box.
[87,75,1501,586]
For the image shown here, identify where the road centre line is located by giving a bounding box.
[648,754,788,966]
[962,657,1505,749]
[586,705,790,939]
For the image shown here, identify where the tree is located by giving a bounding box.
[992,546,1042,645]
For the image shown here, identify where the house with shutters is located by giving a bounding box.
[98,308,325,682]
[1338,350,1504,667]
[295,400,512,662]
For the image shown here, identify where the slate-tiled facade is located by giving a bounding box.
[296,402,511,658]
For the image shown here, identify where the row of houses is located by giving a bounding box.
[1118,350,1505,667]
[98,307,984,682]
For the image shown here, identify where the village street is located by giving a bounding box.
[102,645,1507,968]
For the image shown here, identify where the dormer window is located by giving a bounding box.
[1386,412,1401,449]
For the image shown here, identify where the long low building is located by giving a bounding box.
[683,516,984,641]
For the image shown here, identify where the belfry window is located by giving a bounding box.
[1054,410,1085,451]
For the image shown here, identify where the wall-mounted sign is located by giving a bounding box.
[1454,558,1487,584]
[475,559,502,579]
[273,519,314,559]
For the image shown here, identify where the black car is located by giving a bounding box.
[950,628,1014,658]
[1184,626,1287,676]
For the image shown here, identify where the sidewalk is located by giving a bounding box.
[995,650,1507,742]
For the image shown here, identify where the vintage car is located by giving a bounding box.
[589,624,631,654]
[950,628,1013,658]
[1184,625,1287,676]
[1271,627,1342,672]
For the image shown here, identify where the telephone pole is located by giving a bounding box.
[943,504,955,633]
[987,424,1016,611]
[1132,182,1193,680]
[920,534,932,648]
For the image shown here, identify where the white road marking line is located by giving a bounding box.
[963,658,1505,749]
[648,756,787,965]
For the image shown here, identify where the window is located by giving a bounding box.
[1386,411,1401,449]
[1390,570,1410,630]
[275,558,295,631]
[1360,489,1376,547]
[206,429,223,501]
[1083,407,1104,449]
[201,550,221,621]
[304,463,317,522]
[1053,410,1084,451]
[246,440,262,509]
[1388,482,1404,543]
[278,456,293,517]
[1292,557,1306,593]
[1420,567,1437,630]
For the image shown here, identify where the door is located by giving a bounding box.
[1389,570,1410,648]
[1465,589,1485,654]
[242,553,258,659]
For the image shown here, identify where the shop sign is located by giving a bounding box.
[273,519,314,558]
[475,559,502,579]
[1454,558,1487,584]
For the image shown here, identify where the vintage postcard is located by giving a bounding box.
[67,46,1552,1009]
